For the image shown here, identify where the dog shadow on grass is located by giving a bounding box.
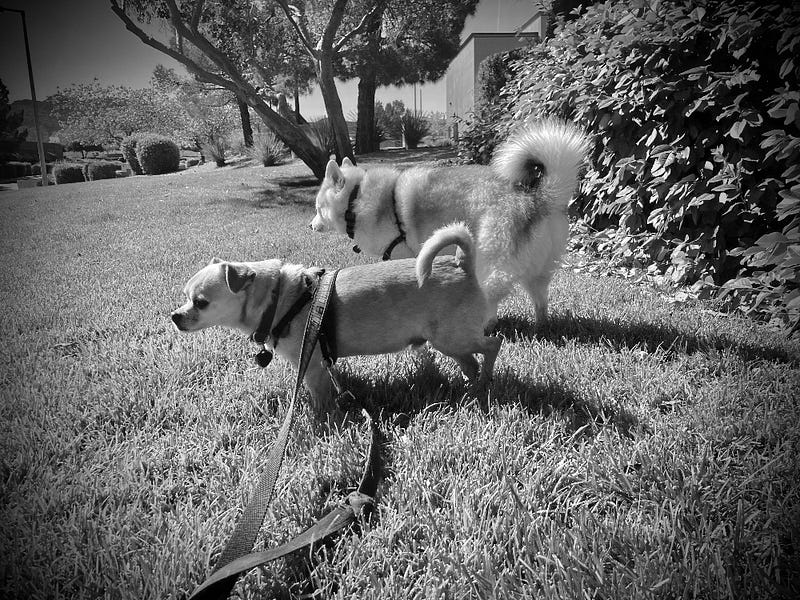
[266,345,638,594]
[494,310,799,366]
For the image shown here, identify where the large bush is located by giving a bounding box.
[53,162,85,184]
[458,49,523,164]
[464,0,800,333]
[120,135,142,175]
[135,134,180,175]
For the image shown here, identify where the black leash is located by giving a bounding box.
[187,269,382,600]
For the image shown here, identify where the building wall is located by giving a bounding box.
[445,32,539,130]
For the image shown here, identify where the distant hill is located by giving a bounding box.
[10,99,60,143]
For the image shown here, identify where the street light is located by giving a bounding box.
[0,5,48,186]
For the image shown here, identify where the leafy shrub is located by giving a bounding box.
[458,50,523,164]
[493,0,800,334]
[201,136,227,167]
[120,135,142,174]
[401,114,430,149]
[86,161,119,181]
[53,162,85,184]
[249,131,285,166]
[135,134,180,175]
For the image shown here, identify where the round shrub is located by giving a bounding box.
[120,135,142,175]
[53,162,86,184]
[135,134,180,175]
[475,0,800,333]
[86,161,120,181]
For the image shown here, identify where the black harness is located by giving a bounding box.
[251,272,337,367]
[344,183,407,261]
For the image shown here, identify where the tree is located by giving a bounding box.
[0,79,27,160]
[110,0,385,179]
[340,0,479,153]
[152,65,239,150]
[50,81,183,146]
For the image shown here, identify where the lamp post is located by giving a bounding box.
[1,5,48,186]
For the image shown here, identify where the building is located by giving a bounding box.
[445,8,547,141]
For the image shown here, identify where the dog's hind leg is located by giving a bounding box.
[478,336,502,383]
[449,353,480,382]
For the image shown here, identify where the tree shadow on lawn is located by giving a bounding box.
[216,181,318,210]
[495,310,799,366]
[358,146,457,167]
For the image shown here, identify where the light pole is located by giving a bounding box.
[1,5,48,186]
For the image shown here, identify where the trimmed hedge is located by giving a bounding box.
[53,162,85,184]
[120,135,142,175]
[135,134,180,175]
[461,0,800,334]
[86,161,120,181]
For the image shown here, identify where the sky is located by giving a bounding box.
[0,0,537,118]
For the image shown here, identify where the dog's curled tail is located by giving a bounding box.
[416,222,475,287]
[491,119,589,207]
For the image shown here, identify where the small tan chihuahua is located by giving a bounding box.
[171,223,502,415]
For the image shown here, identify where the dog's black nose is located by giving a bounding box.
[171,313,183,329]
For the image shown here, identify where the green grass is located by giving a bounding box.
[1,156,799,599]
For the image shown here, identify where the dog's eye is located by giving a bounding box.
[194,298,210,310]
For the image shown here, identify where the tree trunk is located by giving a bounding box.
[237,98,253,147]
[316,53,354,163]
[355,70,377,154]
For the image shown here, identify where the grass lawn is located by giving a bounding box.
[1,154,799,599]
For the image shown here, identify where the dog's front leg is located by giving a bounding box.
[302,358,335,415]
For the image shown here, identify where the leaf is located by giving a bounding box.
[754,232,788,248]
[728,120,747,141]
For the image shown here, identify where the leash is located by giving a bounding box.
[188,269,382,600]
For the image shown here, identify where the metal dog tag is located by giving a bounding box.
[254,347,273,368]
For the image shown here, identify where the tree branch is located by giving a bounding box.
[190,0,205,32]
[108,0,234,91]
[274,0,316,58]
[333,1,387,52]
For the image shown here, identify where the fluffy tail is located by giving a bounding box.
[416,222,475,287]
[491,119,589,208]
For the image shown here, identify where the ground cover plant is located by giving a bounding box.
[1,155,798,599]
[460,0,800,335]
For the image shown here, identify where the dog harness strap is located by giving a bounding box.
[269,274,315,343]
[193,271,340,600]
[381,189,407,261]
[344,184,359,240]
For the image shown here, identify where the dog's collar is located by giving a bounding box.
[381,188,407,261]
[251,274,315,346]
[251,276,282,346]
[345,184,359,240]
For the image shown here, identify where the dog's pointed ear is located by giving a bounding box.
[210,257,223,264]
[341,156,355,168]
[325,159,344,188]
[224,263,256,294]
